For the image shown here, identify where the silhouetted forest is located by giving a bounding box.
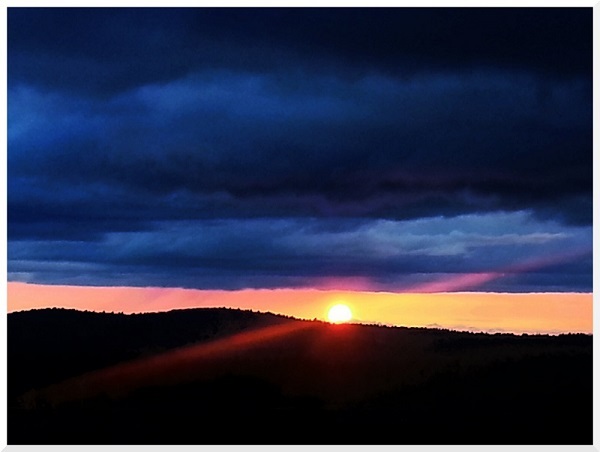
[8,307,592,445]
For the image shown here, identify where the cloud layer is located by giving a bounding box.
[8,8,592,292]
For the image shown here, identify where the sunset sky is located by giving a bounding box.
[7,8,592,334]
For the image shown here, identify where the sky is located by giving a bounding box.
[7,283,593,334]
[7,8,593,302]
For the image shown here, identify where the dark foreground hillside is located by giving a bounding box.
[8,308,592,445]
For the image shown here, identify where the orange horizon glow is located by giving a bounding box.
[7,282,593,335]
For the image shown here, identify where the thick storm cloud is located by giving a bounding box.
[7,8,592,292]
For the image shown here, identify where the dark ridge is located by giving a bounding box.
[8,307,592,445]
[8,307,299,398]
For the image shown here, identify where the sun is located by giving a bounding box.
[327,304,353,323]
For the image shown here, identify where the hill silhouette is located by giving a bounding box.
[8,307,592,445]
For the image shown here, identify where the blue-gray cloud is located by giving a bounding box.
[7,8,592,292]
[8,213,592,292]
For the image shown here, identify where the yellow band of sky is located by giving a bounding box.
[7,282,592,335]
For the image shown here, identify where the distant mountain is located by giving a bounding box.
[8,307,592,445]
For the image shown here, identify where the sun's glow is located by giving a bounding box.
[7,283,593,335]
[327,304,352,323]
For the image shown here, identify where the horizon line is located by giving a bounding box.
[5,281,593,296]
[8,305,593,338]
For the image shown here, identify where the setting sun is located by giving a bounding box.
[327,304,353,323]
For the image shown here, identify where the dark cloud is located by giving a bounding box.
[7,214,592,292]
[9,70,591,230]
[9,8,591,97]
[7,8,592,292]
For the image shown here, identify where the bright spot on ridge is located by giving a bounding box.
[328,304,352,323]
